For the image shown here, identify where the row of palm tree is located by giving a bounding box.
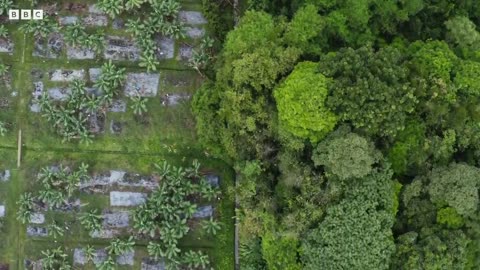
[19,15,59,38]
[39,61,125,143]
[106,236,135,255]
[35,164,89,209]
[15,164,89,221]
[63,23,105,54]
[132,160,221,269]
[121,0,184,71]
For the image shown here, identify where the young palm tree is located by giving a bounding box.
[84,245,96,263]
[0,0,13,16]
[121,236,136,254]
[139,52,158,72]
[147,242,164,261]
[105,239,124,255]
[80,209,103,233]
[63,23,85,47]
[98,256,116,270]
[130,95,148,115]
[47,221,65,238]
[0,63,8,76]
[0,121,7,136]
[16,192,34,224]
[201,218,222,236]
[125,19,144,37]
[125,0,145,10]
[98,0,124,18]
[19,16,58,37]
[183,250,210,269]
[0,25,8,39]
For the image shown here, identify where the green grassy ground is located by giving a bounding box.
[0,0,234,269]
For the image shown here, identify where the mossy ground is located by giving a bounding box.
[0,0,234,269]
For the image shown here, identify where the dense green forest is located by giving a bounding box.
[196,0,480,269]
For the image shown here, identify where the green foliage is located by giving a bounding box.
[312,127,380,180]
[274,61,337,143]
[427,163,480,217]
[454,60,480,96]
[392,228,470,270]
[201,0,234,41]
[445,16,480,55]
[284,5,323,53]
[388,120,427,175]
[437,207,464,229]
[409,40,457,83]
[261,232,301,270]
[302,169,396,269]
[193,11,301,161]
[322,46,417,137]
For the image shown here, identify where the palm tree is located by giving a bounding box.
[98,256,116,270]
[41,247,69,270]
[106,239,123,255]
[183,250,210,269]
[98,0,124,18]
[63,23,85,47]
[41,249,56,269]
[139,52,158,72]
[121,236,136,253]
[16,192,34,224]
[0,25,8,39]
[125,0,145,10]
[0,63,8,76]
[84,245,96,263]
[130,95,148,115]
[201,218,221,236]
[80,209,103,233]
[0,121,7,136]
[47,220,65,238]
[147,242,164,261]
[0,0,13,16]
[125,19,144,37]
[19,16,58,37]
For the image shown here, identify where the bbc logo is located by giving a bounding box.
[9,9,44,20]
